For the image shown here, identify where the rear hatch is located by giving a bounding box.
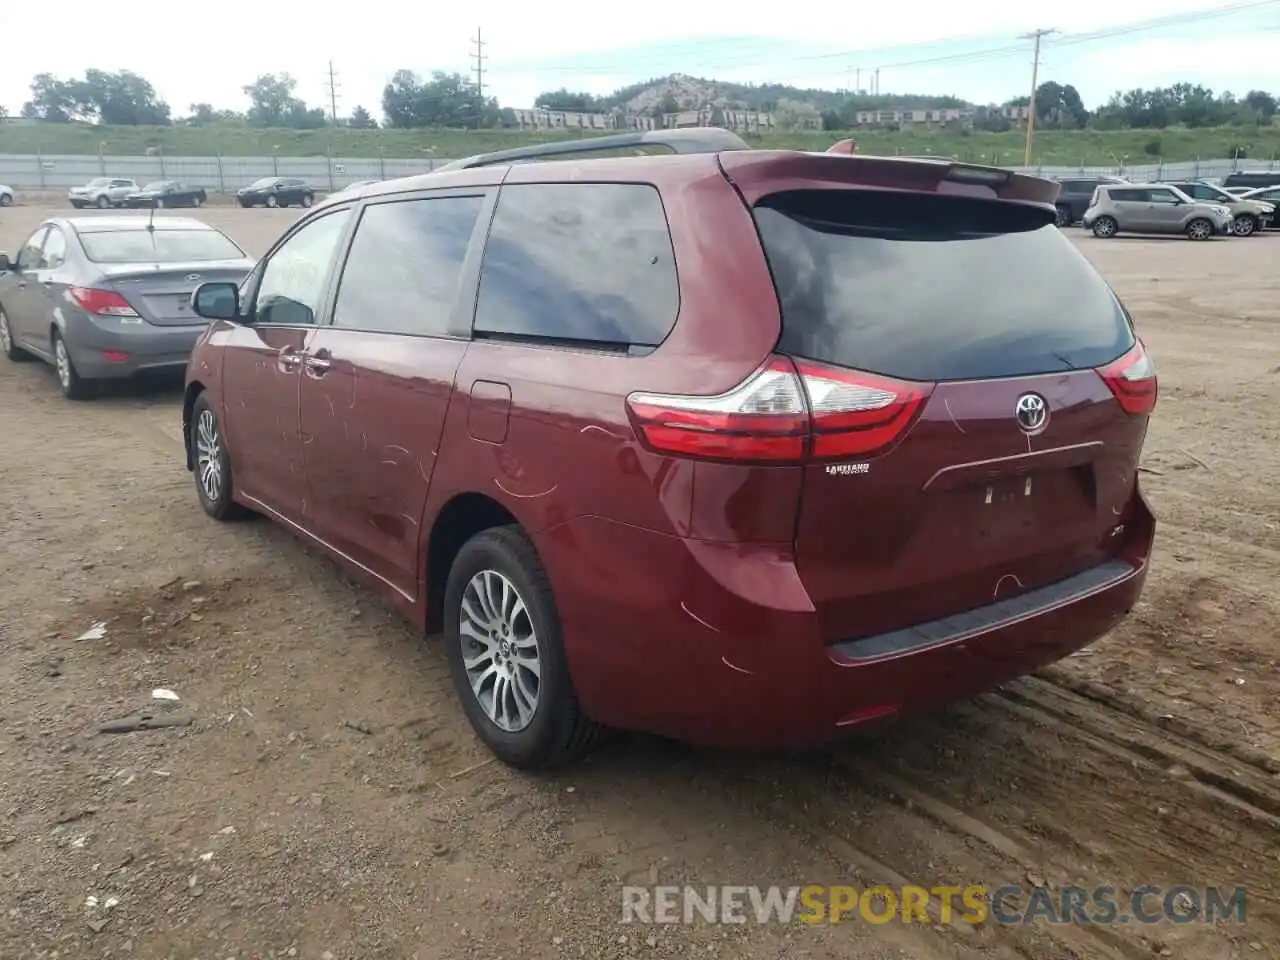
[747,184,1154,644]
[101,262,252,325]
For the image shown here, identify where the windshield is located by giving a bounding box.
[86,178,110,187]
[142,182,169,192]
[249,178,278,188]
[80,229,246,264]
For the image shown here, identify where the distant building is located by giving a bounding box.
[510,108,657,132]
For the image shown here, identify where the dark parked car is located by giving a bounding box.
[236,177,315,209]
[180,129,1157,770]
[1221,171,1280,191]
[1051,175,1128,226]
[0,216,254,399]
[1238,184,1280,223]
[121,181,208,209]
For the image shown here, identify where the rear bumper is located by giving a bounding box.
[63,317,205,379]
[537,492,1155,749]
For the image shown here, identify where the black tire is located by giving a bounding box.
[190,393,249,521]
[1186,218,1214,241]
[95,195,110,209]
[1054,205,1071,227]
[443,525,603,770]
[1091,216,1118,239]
[51,329,93,400]
[1233,214,1257,237]
[301,193,313,208]
[0,193,12,207]
[0,306,32,361]
[265,194,279,208]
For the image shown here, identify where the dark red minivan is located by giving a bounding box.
[182,129,1156,769]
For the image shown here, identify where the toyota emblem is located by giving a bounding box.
[1015,393,1048,434]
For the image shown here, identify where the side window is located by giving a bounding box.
[473,183,679,350]
[332,195,484,337]
[1109,189,1143,202]
[252,209,352,326]
[1147,190,1178,205]
[16,227,49,269]
[41,227,68,268]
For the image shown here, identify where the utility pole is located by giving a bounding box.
[471,28,487,100]
[873,68,880,96]
[1020,28,1057,167]
[855,67,861,94]
[325,60,340,125]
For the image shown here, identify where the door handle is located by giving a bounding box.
[303,352,331,375]
[277,346,302,371]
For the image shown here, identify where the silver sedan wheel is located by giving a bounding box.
[54,338,72,390]
[195,409,224,503]
[458,570,541,732]
[0,311,11,354]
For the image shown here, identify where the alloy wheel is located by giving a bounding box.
[194,409,224,503]
[0,312,11,355]
[458,569,541,732]
[54,338,72,390]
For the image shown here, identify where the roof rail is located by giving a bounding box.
[434,127,752,172]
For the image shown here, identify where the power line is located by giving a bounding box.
[1020,29,1057,166]
[325,60,341,124]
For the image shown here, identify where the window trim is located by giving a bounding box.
[468,179,679,357]
[17,225,51,270]
[241,203,357,329]
[40,225,69,269]
[324,186,497,342]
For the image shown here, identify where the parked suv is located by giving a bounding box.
[1083,183,1233,239]
[69,178,138,209]
[1160,180,1275,236]
[181,129,1157,770]
[1222,171,1280,191]
[1052,176,1127,226]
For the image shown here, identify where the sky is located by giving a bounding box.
[0,0,1277,120]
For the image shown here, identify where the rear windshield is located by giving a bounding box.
[80,229,245,264]
[753,190,1134,383]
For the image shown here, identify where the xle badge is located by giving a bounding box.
[826,463,870,476]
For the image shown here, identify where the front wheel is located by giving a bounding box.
[1054,206,1071,227]
[443,526,603,770]
[265,194,278,208]
[0,193,12,207]
[192,195,203,208]
[0,307,32,361]
[301,193,313,208]
[95,195,110,209]
[1186,218,1214,241]
[1233,214,1257,237]
[191,394,249,521]
[1091,216,1118,238]
[155,198,165,210]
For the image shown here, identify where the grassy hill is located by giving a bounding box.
[2,120,1279,166]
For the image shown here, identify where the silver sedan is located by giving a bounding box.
[0,216,255,399]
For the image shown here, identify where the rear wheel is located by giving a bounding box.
[192,195,202,208]
[1186,218,1214,241]
[443,526,603,770]
[301,193,313,208]
[0,193,12,207]
[265,194,279,208]
[0,307,31,361]
[155,198,165,210]
[1233,214,1257,236]
[95,195,110,209]
[1091,216,1118,238]
[52,330,93,400]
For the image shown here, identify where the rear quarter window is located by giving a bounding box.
[473,182,678,351]
[753,189,1134,383]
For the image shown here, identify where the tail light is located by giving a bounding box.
[626,355,933,464]
[1097,339,1157,415]
[70,286,138,318]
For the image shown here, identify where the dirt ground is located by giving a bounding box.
[0,205,1278,960]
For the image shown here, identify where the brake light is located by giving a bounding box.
[626,356,933,464]
[70,286,137,317]
[1097,340,1157,415]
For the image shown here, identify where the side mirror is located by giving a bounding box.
[192,281,240,321]
[0,253,11,272]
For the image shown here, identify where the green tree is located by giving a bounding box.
[348,105,378,128]
[80,69,170,125]
[243,73,325,129]
[534,89,600,112]
[381,70,499,128]
[21,73,87,122]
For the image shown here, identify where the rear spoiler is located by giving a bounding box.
[723,149,1064,207]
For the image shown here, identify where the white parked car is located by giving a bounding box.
[0,184,13,207]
